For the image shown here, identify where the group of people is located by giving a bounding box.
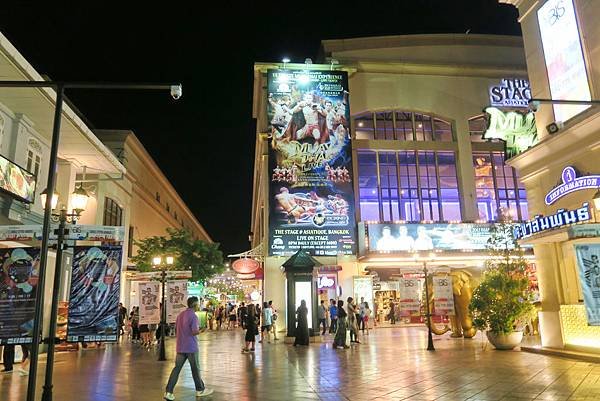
[242,301,278,353]
[322,297,372,349]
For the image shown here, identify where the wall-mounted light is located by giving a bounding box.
[71,185,89,214]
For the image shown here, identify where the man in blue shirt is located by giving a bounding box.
[328,299,338,334]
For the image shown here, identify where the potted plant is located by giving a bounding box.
[469,210,536,350]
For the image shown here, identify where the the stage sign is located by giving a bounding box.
[166,280,188,324]
[0,247,40,345]
[575,244,600,325]
[545,166,600,205]
[489,78,531,108]
[0,155,36,203]
[67,246,121,343]
[367,223,495,253]
[267,69,356,256]
[483,107,537,158]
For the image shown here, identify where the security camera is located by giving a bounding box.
[170,84,183,100]
[529,100,540,112]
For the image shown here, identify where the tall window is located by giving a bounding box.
[358,150,460,222]
[354,111,453,141]
[128,226,134,257]
[26,139,42,177]
[473,152,528,221]
[103,197,123,226]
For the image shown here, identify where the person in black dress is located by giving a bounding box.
[293,300,309,346]
[242,304,258,353]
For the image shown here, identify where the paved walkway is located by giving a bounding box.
[2,327,600,401]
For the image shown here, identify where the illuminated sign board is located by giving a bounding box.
[483,107,538,158]
[0,155,36,203]
[366,223,495,253]
[545,166,600,205]
[513,203,591,240]
[575,244,600,326]
[489,78,531,108]
[538,0,591,122]
[317,275,336,289]
[267,69,356,256]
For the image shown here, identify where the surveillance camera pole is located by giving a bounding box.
[0,80,182,401]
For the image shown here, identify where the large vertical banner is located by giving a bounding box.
[432,276,455,316]
[267,69,356,256]
[138,282,161,325]
[166,280,188,323]
[398,278,420,316]
[538,0,591,122]
[67,246,121,342]
[0,248,40,345]
[575,244,600,326]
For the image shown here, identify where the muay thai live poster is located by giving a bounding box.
[0,247,40,345]
[267,69,356,256]
[67,246,121,342]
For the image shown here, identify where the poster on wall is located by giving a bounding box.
[398,278,420,316]
[538,0,591,122]
[432,276,455,316]
[575,244,600,326]
[138,282,161,325]
[0,155,36,203]
[166,280,188,324]
[0,248,40,345]
[267,69,356,256]
[367,223,495,253]
[67,246,121,342]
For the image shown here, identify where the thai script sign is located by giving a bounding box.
[575,244,600,325]
[483,107,537,158]
[489,78,531,108]
[545,166,600,205]
[513,203,591,240]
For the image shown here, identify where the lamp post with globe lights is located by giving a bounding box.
[153,255,174,361]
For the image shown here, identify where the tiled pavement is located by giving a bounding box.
[2,327,600,401]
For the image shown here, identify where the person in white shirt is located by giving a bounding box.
[413,226,434,250]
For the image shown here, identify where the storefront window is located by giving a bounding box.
[357,150,460,222]
[353,110,453,142]
[473,151,528,221]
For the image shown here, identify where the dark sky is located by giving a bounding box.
[0,1,521,256]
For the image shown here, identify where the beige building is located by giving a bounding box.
[501,0,600,353]
[251,34,534,333]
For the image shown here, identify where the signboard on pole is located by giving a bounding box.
[432,276,455,316]
[138,282,161,325]
[0,247,41,345]
[166,280,188,324]
[67,246,121,342]
[267,69,356,256]
[575,244,600,326]
[398,277,420,316]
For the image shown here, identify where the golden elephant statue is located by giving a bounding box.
[424,269,477,339]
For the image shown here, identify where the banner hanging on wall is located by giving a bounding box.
[267,69,356,256]
[0,247,40,345]
[575,244,600,326]
[398,278,420,316]
[432,276,455,316]
[67,246,121,342]
[166,280,188,324]
[138,282,161,325]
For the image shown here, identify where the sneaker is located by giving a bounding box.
[18,368,28,376]
[1,369,13,374]
[196,388,214,397]
[164,392,175,400]
[241,348,249,354]
[249,348,255,352]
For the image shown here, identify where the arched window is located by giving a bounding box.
[353,110,453,142]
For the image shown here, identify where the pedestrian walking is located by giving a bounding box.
[293,300,309,346]
[130,307,140,342]
[318,300,327,335]
[238,302,247,329]
[164,296,213,400]
[333,300,349,349]
[347,297,360,344]
[362,302,371,336]
[328,299,338,334]
[1,344,29,375]
[388,299,396,325]
[268,301,279,340]
[358,297,366,332]
[259,301,273,344]
[118,302,127,336]
[242,304,259,353]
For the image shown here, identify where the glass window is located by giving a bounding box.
[434,119,453,142]
[375,112,394,140]
[395,112,413,141]
[357,151,379,221]
[103,197,123,226]
[352,110,453,142]
[355,113,375,140]
[128,226,134,258]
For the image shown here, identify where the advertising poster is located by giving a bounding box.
[538,0,591,122]
[398,278,420,316]
[267,69,356,256]
[166,280,188,324]
[432,276,455,316]
[138,282,161,325]
[0,247,40,345]
[0,155,36,203]
[575,245,600,326]
[67,246,121,342]
[368,223,495,253]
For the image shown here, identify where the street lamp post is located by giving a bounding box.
[414,253,436,351]
[153,255,174,361]
[0,80,181,401]
[39,188,89,401]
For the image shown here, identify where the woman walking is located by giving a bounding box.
[242,304,259,353]
[293,300,309,346]
[333,300,349,349]
[362,302,372,336]
[347,297,360,344]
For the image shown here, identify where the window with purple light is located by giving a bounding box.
[355,113,375,140]
[398,151,420,221]
[357,150,379,221]
[352,111,453,142]
[419,151,439,220]
[379,152,399,221]
[375,112,394,140]
[437,152,461,221]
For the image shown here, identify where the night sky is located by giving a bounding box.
[0,1,521,256]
